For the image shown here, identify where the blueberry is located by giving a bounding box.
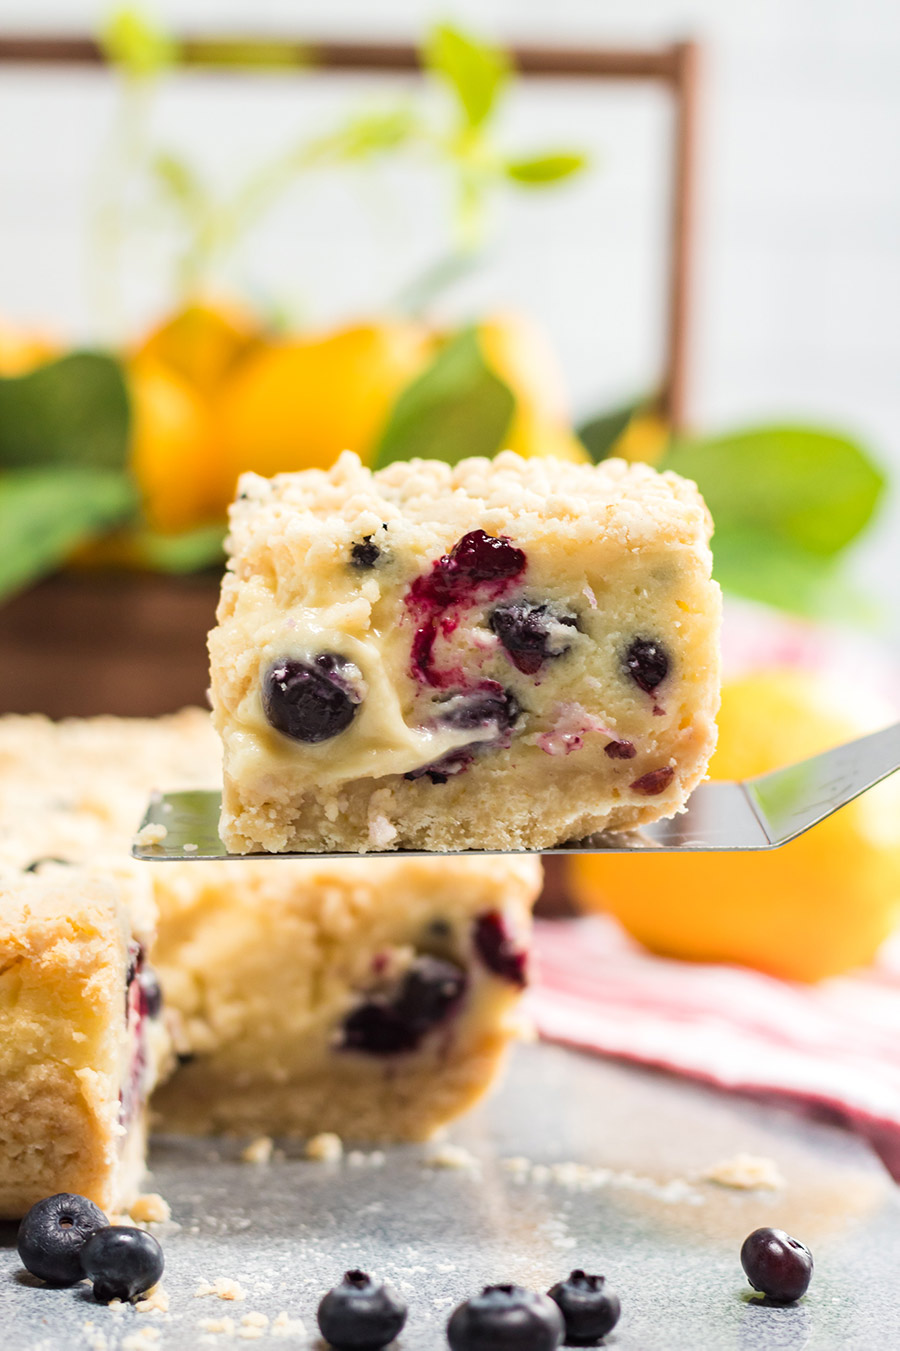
[404,751,471,785]
[263,654,364,743]
[489,601,578,676]
[547,1270,621,1344]
[624,638,669,694]
[438,685,522,734]
[407,532,526,684]
[604,739,636,760]
[80,1225,165,1304]
[447,1284,564,1351]
[126,939,143,1017]
[341,956,467,1055]
[405,685,521,783]
[473,911,528,988]
[139,966,163,1020]
[351,537,382,569]
[740,1228,813,1303]
[17,1193,107,1286]
[410,531,526,609]
[317,1269,408,1350]
[630,766,674,796]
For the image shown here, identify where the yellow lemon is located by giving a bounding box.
[611,411,670,465]
[216,319,434,495]
[477,312,589,463]
[0,318,59,375]
[570,670,900,982]
[128,357,219,533]
[133,298,261,395]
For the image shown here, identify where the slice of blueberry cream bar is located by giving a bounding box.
[150,855,539,1140]
[0,864,168,1219]
[209,450,721,853]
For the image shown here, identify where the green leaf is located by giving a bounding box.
[664,424,885,557]
[373,327,515,469]
[329,107,421,160]
[578,400,645,463]
[423,23,510,128]
[126,523,226,574]
[505,151,588,185]
[0,352,131,472]
[709,527,875,623]
[0,469,137,603]
[152,152,206,212]
[99,6,178,78]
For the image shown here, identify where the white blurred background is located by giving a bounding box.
[1,0,898,641]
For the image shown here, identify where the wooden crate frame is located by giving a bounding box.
[0,33,699,429]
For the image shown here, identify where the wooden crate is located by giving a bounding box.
[0,572,220,718]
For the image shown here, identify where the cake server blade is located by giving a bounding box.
[132,721,900,860]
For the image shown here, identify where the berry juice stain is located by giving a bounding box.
[405,530,526,687]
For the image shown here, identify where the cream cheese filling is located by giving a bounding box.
[228,613,495,788]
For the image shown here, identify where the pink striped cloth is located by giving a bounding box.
[530,916,900,1179]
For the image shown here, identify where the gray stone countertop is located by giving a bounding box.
[1,1042,896,1350]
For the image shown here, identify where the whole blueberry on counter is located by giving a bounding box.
[447,1283,564,1351]
[17,1193,107,1286]
[740,1227,813,1303]
[547,1269,621,1343]
[317,1269,408,1349]
[80,1225,165,1303]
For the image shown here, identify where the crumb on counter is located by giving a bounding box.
[271,1311,306,1338]
[240,1136,274,1166]
[424,1143,480,1171]
[198,1315,236,1335]
[241,1313,268,1329]
[347,1149,386,1167]
[305,1131,343,1163]
[195,1278,247,1301]
[130,1193,172,1225]
[135,1283,170,1314]
[702,1153,786,1190]
[122,1330,161,1350]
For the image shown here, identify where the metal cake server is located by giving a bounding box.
[133,721,900,861]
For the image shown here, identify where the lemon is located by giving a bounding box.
[215,320,434,492]
[128,357,219,533]
[133,298,260,395]
[570,669,900,982]
[611,411,670,465]
[478,312,590,464]
[0,318,59,376]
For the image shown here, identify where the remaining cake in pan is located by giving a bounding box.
[209,450,721,854]
[151,854,539,1139]
[0,711,542,1143]
[0,864,167,1219]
